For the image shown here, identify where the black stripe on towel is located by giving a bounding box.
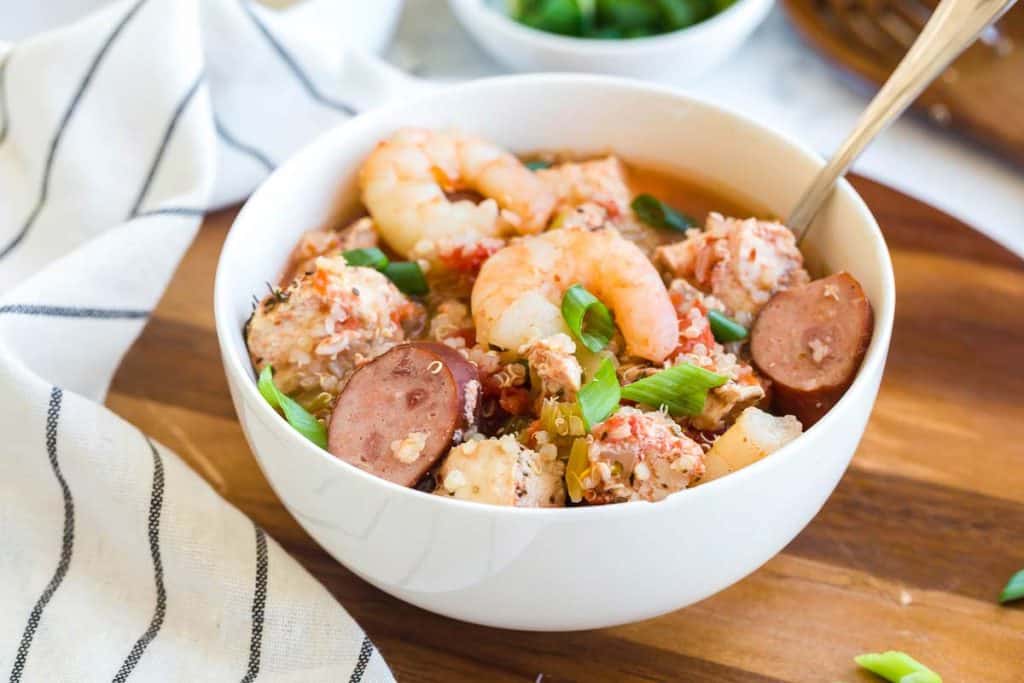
[239,0,357,116]
[0,305,149,319]
[348,636,374,683]
[214,115,275,173]
[9,388,73,683]
[111,438,167,682]
[241,525,269,683]
[0,51,11,146]
[129,72,206,217]
[0,0,150,261]
[134,206,206,219]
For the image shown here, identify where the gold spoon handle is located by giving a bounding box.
[788,0,1018,243]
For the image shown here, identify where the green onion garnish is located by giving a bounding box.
[576,358,620,430]
[631,194,695,232]
[382,261,428,295]
[854,651,942,683]
[1000,568,1024,603]
[509,0,723,39]
[343,247,389,270]
[525,160,552,171]
[620,362,727,416]
[342,247,427,295]
[562,284,616,352]
[257,365,328,448]
[565,437,590,503]
[708,309,748,342]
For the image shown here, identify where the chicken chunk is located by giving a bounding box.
[283,216,379,283]
[246,255,424,396]
[434,435,565,507]
[520,333,583,400]
[654,213,809,324]
[581,408,705,503]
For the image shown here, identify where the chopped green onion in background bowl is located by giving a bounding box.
[507,0,736,39]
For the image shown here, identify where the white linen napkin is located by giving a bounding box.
[0,0,409,679]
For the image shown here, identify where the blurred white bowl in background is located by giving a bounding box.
[448,0,773,83]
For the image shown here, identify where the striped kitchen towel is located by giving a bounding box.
[0,0,410,680]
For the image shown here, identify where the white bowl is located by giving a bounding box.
[448,0,774,82]
[215,74,895,631]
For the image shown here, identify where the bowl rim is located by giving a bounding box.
[214,72,895,521]
[447,0,769,54]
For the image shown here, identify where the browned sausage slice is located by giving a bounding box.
[750,272,873,427]
[328,342,480,487]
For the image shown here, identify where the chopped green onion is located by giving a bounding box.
[854,652,942,683]
[539,399,587,445]
[519,0,583,36]
[576,358,620,430]
[525,160,552,171]
[382,261,428,295]
[631,194,695,232]
[708,309,747,342]
[657,0,714,29]
[510,0,731,39]
[343,247,389,270]
[257,366,328,448]
[342,247,428,296]
[620,362,727,416]
[599,0,660,30]
[999,568,1024,603]
[565,437,590,503]
[562,284,616,352]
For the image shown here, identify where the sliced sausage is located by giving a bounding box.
[328,342,480,487]
[750,272,873,427]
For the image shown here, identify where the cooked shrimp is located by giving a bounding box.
[471,227,678,363]
[358,128,556,261]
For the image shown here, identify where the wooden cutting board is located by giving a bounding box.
[106,177,1024,682]
[782,1,1024,168]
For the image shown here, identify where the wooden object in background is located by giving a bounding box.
[782,0,1024,168]
[106,177,1024,682]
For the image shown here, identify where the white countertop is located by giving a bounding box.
[388,2,1024,258]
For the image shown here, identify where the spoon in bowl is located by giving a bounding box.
[787,0,1018,243]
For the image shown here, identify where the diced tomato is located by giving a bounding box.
[498,387,532,416]
[438,239,504,273]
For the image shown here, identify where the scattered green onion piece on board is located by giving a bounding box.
[630,194,695,232]
[854,651,942,683]
[999,568,1024,603]
[708,309,748,342]
[620,362,727,416]
[382,261,429,295]
[257,366,328,448]
[343,247,389,270]
[576,358,620,430]
[565,437,590,503]
[562,284,616,352]
[525,160,552,171]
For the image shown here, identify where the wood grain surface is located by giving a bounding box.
[782,0,1024,168]
[105,177,1024,682]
